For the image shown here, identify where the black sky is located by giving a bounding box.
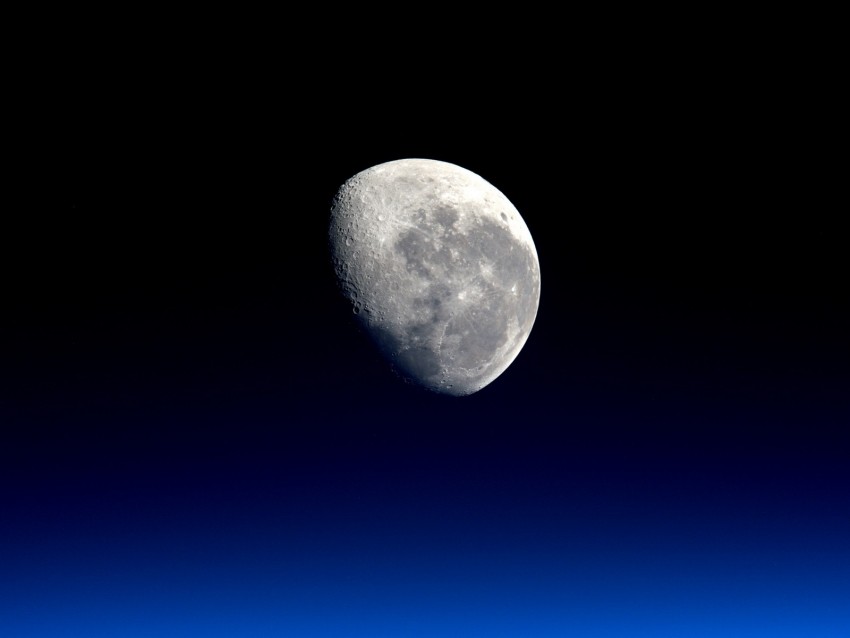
[2,28,848,636]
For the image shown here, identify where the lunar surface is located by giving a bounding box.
[328,158,540,396]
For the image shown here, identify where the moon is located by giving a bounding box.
[328,158,541,396]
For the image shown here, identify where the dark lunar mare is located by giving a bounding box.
[373,213,539,392]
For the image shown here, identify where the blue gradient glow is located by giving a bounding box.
[3,389,849,637]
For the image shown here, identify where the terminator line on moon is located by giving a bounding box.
[329,158,541,396]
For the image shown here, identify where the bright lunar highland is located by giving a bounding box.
[329,158,540,396]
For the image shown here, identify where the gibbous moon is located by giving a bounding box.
[329,158,540,396]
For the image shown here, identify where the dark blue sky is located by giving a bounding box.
[3,33,848,636]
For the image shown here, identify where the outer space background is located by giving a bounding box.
[3,36,848,637]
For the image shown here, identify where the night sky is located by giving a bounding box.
[3,34,848,636]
